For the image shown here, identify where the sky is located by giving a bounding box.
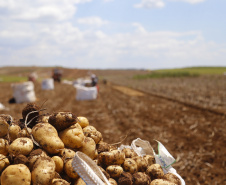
[0,0,225,69]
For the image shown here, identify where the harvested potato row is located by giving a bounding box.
[0,103,182,185]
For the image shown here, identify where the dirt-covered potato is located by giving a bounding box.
[108,178,118,185]
[122,148,138,158]
[98,150,125,167]
[17,127,32,138]
[132,156,148,172]
[38,113,50,123]
[31,156,56,185]
[146,164,164,180]
[32,123,64,154]
[49,112,77,131]
[64,158,79,179]
[60,148,76,162]
[163,173,181,185]
[0,139,9,156]
[77,116,89,128]
[0,154,9,172]
[83,126,102,144]
[8,124,21,141]
[143,154,155,166]
[96,141,110,154]
[8,137,33,156]
[74,178,86,185]
[79,137,96,159]
[13,154,29,166]
[106,165,124,179]
[52,156,64,173]
[99,166,110,179]
[133,172,151,185]
[22,103,40,128]
[1,164,31,185]
[150,179,177,185]
[118,172,133,185]
[28,149,47,170]
[52,178,70,185]
[0,116,9,138]
[122,158,138,174]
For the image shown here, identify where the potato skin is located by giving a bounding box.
[83,126,102,144]
[8,124,21,141]
[132,156,148,172]
[77,116,89,128]
[64,159,79,179]
[0,139,9,156]
[79,137,96,159]
[146,164,164,180]
[133,172,151,185]
[59,148,76,162]
[31,156,56,185]
[150,179,177,185]
[74,178,86,185]
[106,165,123,179]
[52,178,70,185]
[0,154,9,172]
[98,150,125,167]
[1,164,31,185]
[163,173,181,185]
[52,156,64,173]
[0,117,9,138]
[32,123,64,154]
[28,149,47,170]
[8,137,33,156]
[122,148,138,158]
[122,158,138,174]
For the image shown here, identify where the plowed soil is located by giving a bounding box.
[0,70,225,185]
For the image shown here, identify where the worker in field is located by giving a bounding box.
[52,68,63,82]
[91,74,99,92]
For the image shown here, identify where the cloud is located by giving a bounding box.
[134,0,165,9]
[170,0,206,4]
[77,16,109,27]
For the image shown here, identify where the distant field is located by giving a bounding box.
[0,75,27,82]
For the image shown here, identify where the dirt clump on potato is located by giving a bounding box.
[22,103,40,128]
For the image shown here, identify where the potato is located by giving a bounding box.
[31,156,56,185]
[52,178,70,185]
[99,166,110,179]
[150,179,177,185]
[77,116,89,128]
[118,172,133,185]
[22,103,40,128]
[49,112,77,131]
[13,154,29,166]
[163,173,181,185]
[106,165,123,179]
[96,141,110,154]
[83,126,102,144]
[1,164,31,185]
[108,178,118,185]
[59,123,84,149]
[32,123,64,154]
[59,148,76,162]
[143,154,155,167]
[98,150,125,167]
[132,172,151,185]
[146,164,164,180]
[132,156,148,172]
[64,158,79,179]
[0,154,9,172]
[74,178,86,185]
[28,149,47,170]
[8,137,33,156]
[79,137,96,159]
[122,148,137,158]
[17,127,32,138]
[38,113,50,123]
[0,139,9,156]
[0,116,9,138]
[8,124,21,141]
[52,156,64,173]
[122,158,138,174]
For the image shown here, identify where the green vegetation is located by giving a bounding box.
[133,67,226,79]
[0,75,27,82]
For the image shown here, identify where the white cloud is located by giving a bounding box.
[134,0,165,9]
[77,16,109,27]
[170,0,206,4]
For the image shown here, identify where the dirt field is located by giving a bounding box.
[0,68,225,185]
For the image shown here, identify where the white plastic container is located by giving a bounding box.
[42,78,54,90]
[11,81,36,103]
[75,85,98,101]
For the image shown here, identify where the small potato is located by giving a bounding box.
[52,156,64,173]
[150,179,177,185]
[49,112,77,131]
[122,148,138,158]
[64,159,79,179]
[74,178,86,185]
[59,123,84,149]
[1,164,31,185]
[8,137,33,156]
[13,154,29,166]
[0,154,9,172]
[143,155,155,167]
[132,156,148,172]
[31,156,56,185]
[60,148,76,162]
[98,150,125,167]
[52,178,70,185]
[17,127,32,138]
[28,149,47,170]
[118,172,133,185]
[32,123,64,154]
[133,172,151,185]
[122,158,138,174]
[106,165,123,179]
[79,137,96,159]
[38,114,50,123]
[96,141,110,154]
[83,126,102,144]
[163,173,181,185]
[77,116,89,128]
[8,124,21,141]
[0,139,9,156]
[108,178,118,185]
[146,164,164,180]
[0,116,9,138]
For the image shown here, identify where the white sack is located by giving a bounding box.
[12,81,36,103]
[42,78,54,90]
[75,85,97,101]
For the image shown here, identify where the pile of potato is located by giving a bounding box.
[0,103,182,185]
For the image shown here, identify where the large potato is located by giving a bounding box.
[0,139,9,156]
[8,137,33,156]
[79,137,96,159]
[122,148,138,158]
[59,123,84,149]
[146,164,164,180]
[1,164,31,185]
[31,156,56,185]
[32,123,64,154]
[98,150,125,167]
[0,154,9,172]
[132,156,148,172]
[122,158,138,174]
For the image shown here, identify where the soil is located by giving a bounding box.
[0,68,225,185]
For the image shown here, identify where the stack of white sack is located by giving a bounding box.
[42,78,54,90]
[74,84,98,101]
